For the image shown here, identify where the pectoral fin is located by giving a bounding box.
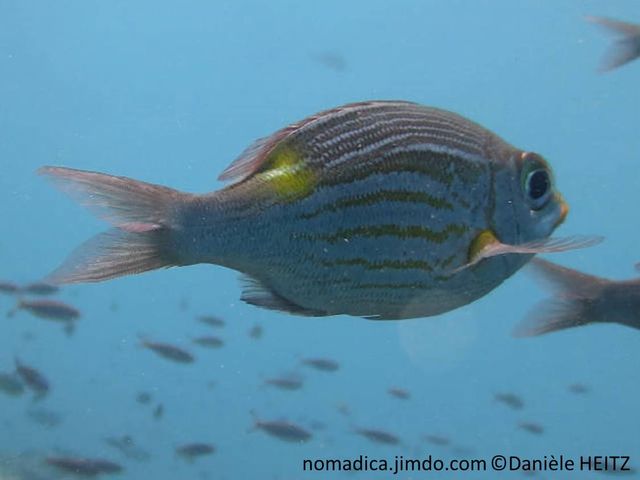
[451,230,603,274]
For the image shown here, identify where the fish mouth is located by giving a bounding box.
[554,197,569,228]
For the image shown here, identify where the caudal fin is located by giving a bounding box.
[587,16,640,72]
[513,258,606,337]
[39,166,190,284]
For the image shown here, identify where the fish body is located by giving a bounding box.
[515,258,640,336]
[518,422,544,435]
[192,335,224,349]
[354,427,400,445]
[301,357,340,372]
[0,281,19,294]
[21,282,59,295]
[588,16,640,71]
[253,418,312,443]
[176,443,215,460]
[197,315,225,328]
[45,456,123,476]
[15,358,49,398]
[387,387,410,399]
[263,376,304,391]
[494,392,524,410]
[141,340,194,364]
[14,299,79,321]
[41,101,589,320]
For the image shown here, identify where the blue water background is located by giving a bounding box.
[0,1,638,478]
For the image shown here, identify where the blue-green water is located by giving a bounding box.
[1,1,638,479]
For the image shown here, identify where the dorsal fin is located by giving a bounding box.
[217,100,419,184]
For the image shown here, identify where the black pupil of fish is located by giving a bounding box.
[528,170,549,200]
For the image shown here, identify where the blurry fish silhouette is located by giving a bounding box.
[21,282,59,296]
[192,335,224,349]
[140,338,194,364]
[263,375,304,391]
[26,407,63,428]
[135,391,152,405]
[153,403,164,420]
[251,413,312,443]
[422,434,450,446]
[15,358,49,399]
[494,392,524,410]
[387,387,410,400]
[0,281,20,294]
[353,427,400,445]
[568,383,590,395]
[197,315,225,328]
[9,299,80,335]
[518,421,544,435]
[45,455,123,476]
[515,258,640,337]
[587,16,640,72]
[301,357,340,372]
[175,443,215,462]
[248,324,263,339]
[39,101,600,320]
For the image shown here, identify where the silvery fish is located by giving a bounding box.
[39,101,599,320]
[515,258,640,336]
[587,16,640,72]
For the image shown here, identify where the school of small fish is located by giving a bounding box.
[1,12,638,480]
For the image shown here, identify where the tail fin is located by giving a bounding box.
[39,166,190,284]
[587,16,640,72]
[513,258,605,337]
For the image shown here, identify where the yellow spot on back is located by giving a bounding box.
[467,229,500,264]
[257,145,316,201]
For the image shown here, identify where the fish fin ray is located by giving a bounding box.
[239,275,329,317]
[38,166,187,229]
[218,101,419,184]
[513,297,595,337]
[45,228,175,284]
[452,235,603,274]
[527,258,606,296]
[587,16,640,71]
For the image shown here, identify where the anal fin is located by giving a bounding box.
[239,275,328,317]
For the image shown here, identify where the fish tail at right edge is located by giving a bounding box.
[39,166,194,284]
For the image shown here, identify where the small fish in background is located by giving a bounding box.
[515,258,640,337]
[26,407,63,428]
[251,413,312,443]
[140,338,195,364]
[494,392,524,410]
[104,435,151,462]
[197,315,225,328]
[422,434,450,446]
[353,427,401,446]
[248,324,263,340]
[263,375,304,391]
[0,372,25,397]
[175,443,216,462]
[45,455,123,476]
[300,357,340,372]
[15,358,50,399]
[587,16,640,72]
[568,383,590,395]
[518,421,544,435]
[0,281,20,295]
[20,282,59,296]
[135,391,153,405]
[153,403,164,420]
[387,387,411,400]
[192,335,224,349]
[335,402,351,416]
[310,51,348,72]
[39,101,599,321]
[9,299,80,335]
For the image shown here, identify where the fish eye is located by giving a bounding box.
[525,169,551,209]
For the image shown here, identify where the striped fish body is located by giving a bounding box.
[41,101,570,320]
[174,102,564,319]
